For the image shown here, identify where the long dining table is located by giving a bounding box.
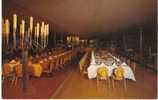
[87,50,136,81]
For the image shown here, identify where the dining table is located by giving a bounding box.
[87,51,136,81]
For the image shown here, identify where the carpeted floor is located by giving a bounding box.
[2,65,75,99]
[2,64,157,99]
[53,66,157,99]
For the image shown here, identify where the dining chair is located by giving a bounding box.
[42,58,52,75]
[54,56,60,71]
[67,53,71,65]
[59,54,64,69]
[2,63,14,84]
[96,67,110,90]
[3,60,22,87]
[63,54,67,67]
[127,59,131,66]
[14,64,22,87]
[131,61,137,74]
[112,67,127,91]
[49,59,55,73]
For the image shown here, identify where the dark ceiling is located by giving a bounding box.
[2,0,156,37]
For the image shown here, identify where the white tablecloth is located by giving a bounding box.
[87,51,136,81]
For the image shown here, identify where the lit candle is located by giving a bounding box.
[41,21,44,46]
[46,24,49,45]
[21,20,25,35]
[67,36,70,43]
[13,14,17,29]
[21,20,25,48]
[19,24,22,48]
[13,14,17,49]
[34,26,37,41]
[30,16,33,32]
[75,36,77,43]
[44,24,47,47]
[5,19,10,34]
[29,16,33,47]
[76,36,79,44]
[20,24,22,34]
[36,23,40,42]
[5,19,10,46]
[41,21,44,33]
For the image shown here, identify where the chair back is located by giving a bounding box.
[2,64,12,77]
[42,59,50,70]
[15,64,22,77]
[97,67,108,80]
[59,55,63,65]
[113,67,124,80]
[55,56,60,69]
[50,60,55,71]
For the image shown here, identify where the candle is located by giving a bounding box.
[76,36,79,44]
[37,23,39,36]
[30,16,33,32]
[20,24,22,34]
[4,19,10,48]
[20,23,24,38]
[19,23,22,37]
[41,21,44,34]
[44,24,47,36]
[21,20,25,35]
[21,20,25,49]
[67,36,71,43]
[13,14,17,29]
[36,23,40,43]
[5,19,10,37]
[34,26,37,39]
[13,14,17,49]
[41,21,44,47]
[29,17,33,47]
[46,24,49,45]
[44,24,47,47]
[19,24,22,47]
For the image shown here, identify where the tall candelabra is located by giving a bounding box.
[3,14,50,51]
